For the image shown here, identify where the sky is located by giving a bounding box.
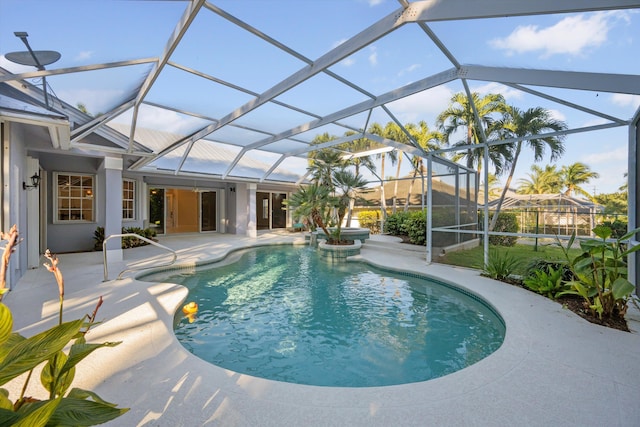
[1,0,639,195]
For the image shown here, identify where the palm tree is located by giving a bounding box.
[340,131,376,226]
[332,169,368,242]
[479,173,503,201]
[561,162,599,198]
[516,164,563,195]
[283,182,333,235]
[437,92,509,175]
[367,122,398,218]
[489,106,567,230]
[403,121,443,211]
[307,148,346,188]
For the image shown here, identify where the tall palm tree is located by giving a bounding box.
[403,121,443,211]
[561,162,599,198]
[367,122,398,218]
[489,106,567,230]
[437,92,509,175]
[516,164,563,194]
[340,131,376,226]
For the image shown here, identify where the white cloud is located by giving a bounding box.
[489,11,628,58]
[368,0,384,5]
[75,51,94,61]
[368,46,378,66]
[580,145,627,165]
[387,85,454,124]
[547,109,566,122]
[471,82,523,101]
[397,63,421,77]
[610,93,640,107]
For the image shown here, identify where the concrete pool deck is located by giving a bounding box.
[4,232,640,426]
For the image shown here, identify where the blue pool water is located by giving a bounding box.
[161,245,505,387]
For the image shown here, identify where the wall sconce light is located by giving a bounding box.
[23,172,41,190]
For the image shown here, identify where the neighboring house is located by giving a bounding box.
[0,79,299,290]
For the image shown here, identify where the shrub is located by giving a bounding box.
[405,210,427,246]
[357,210,381,234]
[600,219,627,239]
[94,226,158,250]
[384,211,411,236]
[480,211,519,246]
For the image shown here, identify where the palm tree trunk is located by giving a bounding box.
[489,142,521,231]
[380,153,387,218]
[404,164,419,212]
[392,155,402,214]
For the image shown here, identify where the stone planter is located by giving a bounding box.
[317,239,361,260]
[314,227,370,243]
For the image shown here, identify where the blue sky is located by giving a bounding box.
[1,1,638,194]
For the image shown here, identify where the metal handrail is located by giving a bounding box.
[103,233,177,281]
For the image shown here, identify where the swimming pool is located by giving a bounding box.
[158,245,505,387]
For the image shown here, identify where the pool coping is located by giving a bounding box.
[4,232,640,426]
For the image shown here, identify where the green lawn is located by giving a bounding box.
[436,243,581,276]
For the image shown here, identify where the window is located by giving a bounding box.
[123,179,136,220]
[55,173,94,222]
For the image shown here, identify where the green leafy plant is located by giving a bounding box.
[479,211,519,246]
[357,210,381,234]
[482,249,521,281]
[0,226,128,425]
[557,225,640,319]
[523,266,568,299]
[94,226,158,250]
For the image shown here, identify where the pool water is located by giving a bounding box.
[164,245,505,387]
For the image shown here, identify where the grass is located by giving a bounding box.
[436,242,582,276]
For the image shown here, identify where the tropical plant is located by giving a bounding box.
[482,250,521,281]
[0,226,128,425]
[489,105,567,231]
[283,182,333,235]
[436,92,510,175]
[560,162,599,198]
[403,121,443,211]
[516,164,563,195]
[523,266,569,299]
[332,169,368,242]
[557,225,640,319]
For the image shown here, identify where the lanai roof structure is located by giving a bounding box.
[1,0,639,188]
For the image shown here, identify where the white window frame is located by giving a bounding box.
[122,179,136,221]
[53,172,96,223]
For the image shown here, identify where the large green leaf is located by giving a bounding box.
[13,397,61,427]
[67,388,118,407]
[611,277,635,300]
[0,318,84,386]
[0,333,26,362]
[47,397,129,426]
[0,304,12,346]
[0,407,20,424]
[41,351,75,398]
